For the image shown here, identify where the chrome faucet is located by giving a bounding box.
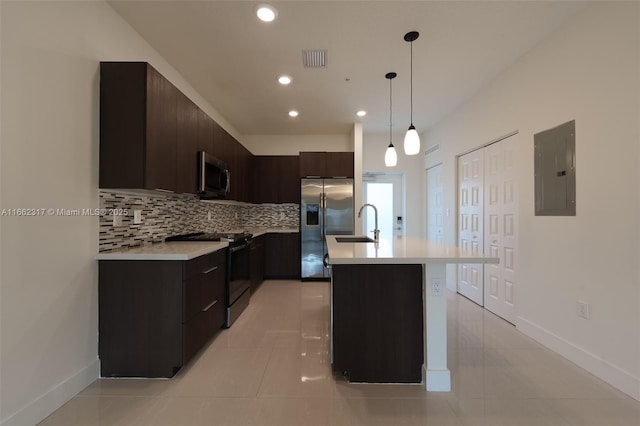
[358,203,380,242]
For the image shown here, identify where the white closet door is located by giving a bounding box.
[484,137,518,323]
[458,149,484,306]
[427,164,444,244]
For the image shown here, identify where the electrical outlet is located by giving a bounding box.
[431,278,443,297]
[133,210,142,224]
[207,212,212,221]
[112,214,122,227]
[280,212,285,220]
[577,301,591,319]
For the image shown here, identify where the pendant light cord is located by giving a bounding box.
[389,76,393,143]
[410,40,413,125]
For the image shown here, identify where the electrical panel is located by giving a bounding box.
[534,120,576,216]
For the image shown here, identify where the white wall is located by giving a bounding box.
[0,2,240,425]
[362,132,425,238]
[422,2,639,399]
[243,134,352,155]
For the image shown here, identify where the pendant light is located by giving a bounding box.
[384,72,398,167]
[403,31,420,155]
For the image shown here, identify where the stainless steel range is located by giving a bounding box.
[166,231,252,327]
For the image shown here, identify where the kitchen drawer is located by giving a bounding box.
[185,249,226,278]
[182,300,218,363]
[183,297,224,362]
[202,264,225,310]
[184,250,227,322]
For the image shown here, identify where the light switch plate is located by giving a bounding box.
[577,301,591,319]
[133,210,142,224]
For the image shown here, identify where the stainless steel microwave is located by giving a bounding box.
[198,151,230,198]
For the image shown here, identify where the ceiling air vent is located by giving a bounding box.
[302,50,327,68]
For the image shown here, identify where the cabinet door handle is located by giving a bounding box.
[225,170,231,193]
[203,266,219,274]
[203,300,218,312]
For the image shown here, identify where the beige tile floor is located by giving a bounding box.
[39,280,640,426]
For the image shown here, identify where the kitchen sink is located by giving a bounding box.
[335,236,375,243]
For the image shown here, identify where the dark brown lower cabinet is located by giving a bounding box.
[99,249,226,378]
[250,234,266,291]
[331,264,424,383]
[265,232,300,279]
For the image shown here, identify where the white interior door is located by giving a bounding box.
[426,164,444,243]
[458,149,484,306]
[484,137,518,323]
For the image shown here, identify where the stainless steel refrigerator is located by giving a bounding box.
[301,178,354,279]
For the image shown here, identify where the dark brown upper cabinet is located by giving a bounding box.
[100,62,178,192]
[252,156,300,204]
[210,125,253,202]
[197,109,214,157]
[101,61,288,203]
[176,92,199,194]
[299,151,326,178]
[299,151,354,178]
[326,152,354,178]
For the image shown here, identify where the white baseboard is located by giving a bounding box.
[517,316,640,401]
[446,278,456,292]
[423,365,452,392]
[1,359,99,426]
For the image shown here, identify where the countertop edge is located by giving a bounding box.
[326,235,500,265]
[96,241,229,261]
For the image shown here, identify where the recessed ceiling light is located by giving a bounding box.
[288,110,299,117]
[256,4,277,22]
[278,75,292,85]
[356,110,367,117]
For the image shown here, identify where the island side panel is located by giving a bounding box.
[424,262,450,391]
[332,264,423,383]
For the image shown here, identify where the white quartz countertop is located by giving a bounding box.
[96,241,228,261]
[326,235,500,265]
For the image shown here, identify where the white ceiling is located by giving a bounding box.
[107,0,587,136]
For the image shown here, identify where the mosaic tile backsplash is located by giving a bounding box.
[99,190,299,252]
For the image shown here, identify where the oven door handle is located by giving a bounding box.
[230,242,250,253]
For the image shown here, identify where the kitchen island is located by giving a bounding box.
[326,235,499,391]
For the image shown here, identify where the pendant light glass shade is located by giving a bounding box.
[404,31,420,156]
[404,125,420,155]
[385,143,398,167]
[384,72,398,167]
